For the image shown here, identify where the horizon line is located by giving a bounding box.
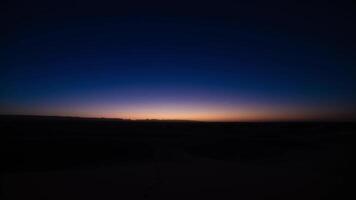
[1,114,355,123]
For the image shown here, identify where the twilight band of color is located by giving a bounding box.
[1,17,355,121]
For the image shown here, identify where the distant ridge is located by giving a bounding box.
[0,114,355,123]
[0,114,200,123]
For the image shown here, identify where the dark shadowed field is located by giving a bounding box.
[1,115,355,200]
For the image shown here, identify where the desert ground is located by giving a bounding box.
[1,115,355,199]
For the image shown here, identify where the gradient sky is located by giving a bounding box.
[1,1,356,121]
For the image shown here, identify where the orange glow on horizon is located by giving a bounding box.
[2,101,354,122]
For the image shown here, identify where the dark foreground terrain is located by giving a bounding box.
[1,115,355,199]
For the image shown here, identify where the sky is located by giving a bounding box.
[1,1,356,121]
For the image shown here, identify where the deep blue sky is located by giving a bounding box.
[1,1,356,121]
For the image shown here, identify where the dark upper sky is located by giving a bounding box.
[1,1,356,121]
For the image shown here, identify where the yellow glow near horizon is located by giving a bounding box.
[3,101,354,122]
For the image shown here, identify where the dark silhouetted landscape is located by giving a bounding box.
[1,115,355,199]
[2,1,356,199]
